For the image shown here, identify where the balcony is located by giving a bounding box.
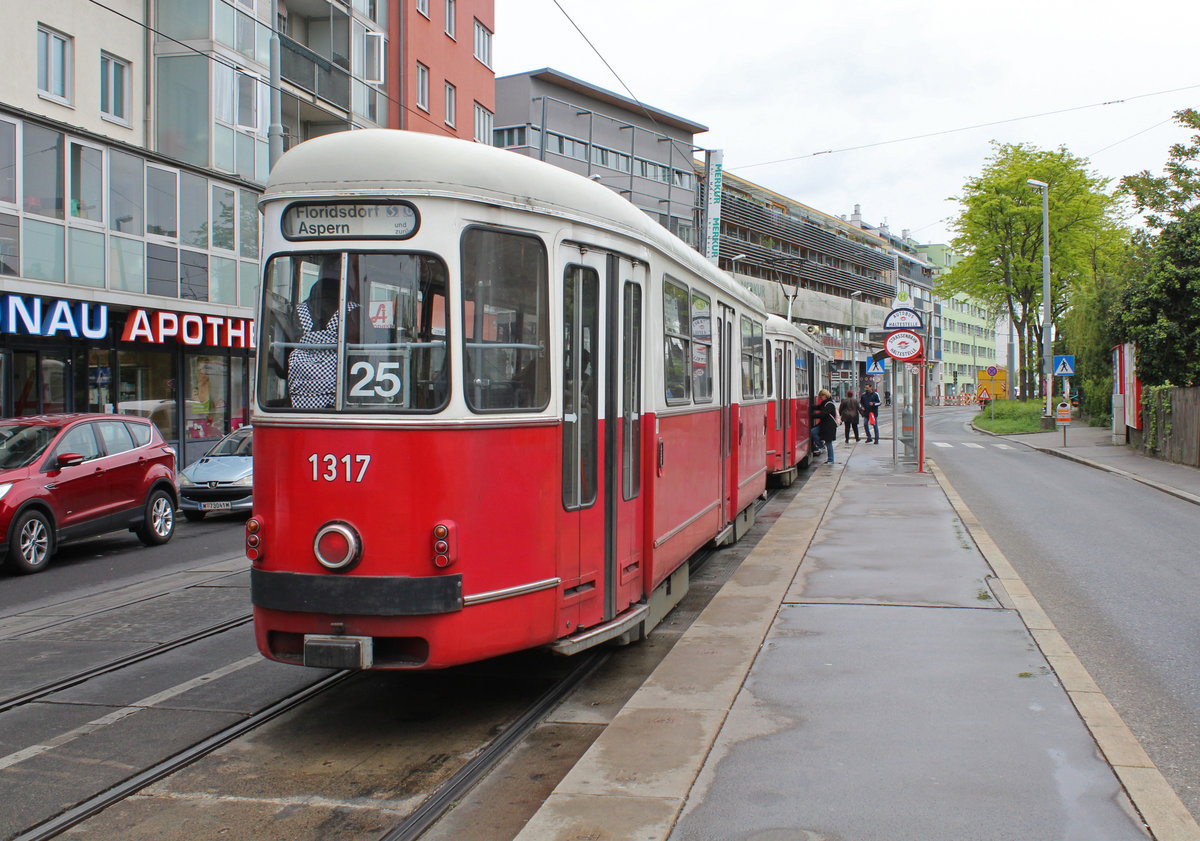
[280,35,350,112]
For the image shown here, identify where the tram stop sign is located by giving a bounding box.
[1056,401,1072,426]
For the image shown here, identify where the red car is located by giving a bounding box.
[0,414,178,574]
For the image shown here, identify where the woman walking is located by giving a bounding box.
[839,390,861,443]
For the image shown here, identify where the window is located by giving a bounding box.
[415,63,429,111]
[24,124,64,219]
[146,166,177,238]
[37,26,72,104]
[258,251,451,413]
[473,103,493,145]
[100,53,130,123]
[109,149,142,234]
[416,0,429,17]
[0,120,15,205]
[69,142,103,224]
[363,30,384,85]
[691,291,712,402]
[462,228,549,413]
[622,282,642,501]
[211,185,236,251]
[741,316,764,399]
[562,263,598,509]
[445,0,456,37]
[663,278,690,403]
[444,82,456,127]
[473,19,491,67]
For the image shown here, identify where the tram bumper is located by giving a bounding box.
[303,634,374,669]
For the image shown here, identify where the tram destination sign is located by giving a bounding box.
[283,201,419,240]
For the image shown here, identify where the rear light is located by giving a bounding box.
[314,522,361,571]
[245,517,263,564]
[432,521,457,568]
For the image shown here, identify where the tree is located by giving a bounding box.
[1113,208,1200,386]
[938,142,1115,400]
[1121,108,1200,229]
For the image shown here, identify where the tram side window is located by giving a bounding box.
[461,228,549,412]
[257,252,449,412]
[663,277,690,403]
[741,316,765,400]
[691,290,712,403]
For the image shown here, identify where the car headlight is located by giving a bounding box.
[235,474,253,487]
[0,483,11,501]
[178,474,196,487]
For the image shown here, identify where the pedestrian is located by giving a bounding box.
[817,389,838,464]
[809,394,824,456]
[839,390,861,443]
[860,382,881,444]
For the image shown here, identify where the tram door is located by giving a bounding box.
[717,303,736,525]
[559,247,643,634]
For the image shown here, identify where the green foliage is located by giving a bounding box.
[938,142,1120,400]
[1141,384,1174,453]
[1113,207,1200,386]
[1081,374,1111,424]
[973,398,1049,434]
[1121,108,1200,230]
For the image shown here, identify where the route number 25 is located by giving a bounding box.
[308,454,371,482]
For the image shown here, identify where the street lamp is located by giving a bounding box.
[1027,178,1052,417]
[850,291,863,398]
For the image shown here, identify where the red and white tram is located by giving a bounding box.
[248,130,772,670]
[764,315,831,485]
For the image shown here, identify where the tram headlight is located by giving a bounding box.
[432,521,458,569]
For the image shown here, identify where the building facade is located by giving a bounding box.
[2,0,491,464]
[494,68,707,249]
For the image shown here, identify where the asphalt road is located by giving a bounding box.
[924,406,1200,822]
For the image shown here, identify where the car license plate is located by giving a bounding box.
[202,501,232,510]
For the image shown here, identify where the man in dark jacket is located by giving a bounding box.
[861,382,882,444]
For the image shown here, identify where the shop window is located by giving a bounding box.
[69,227,105,287]
[23,124,64,219]
[23,218,65,282]
[185,355,228,439]
[0,120,15,205]
[117,349,174,440]
[109,149,143,234]
[147,244,178,296]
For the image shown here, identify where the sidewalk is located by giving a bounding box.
[512,438,1200,841]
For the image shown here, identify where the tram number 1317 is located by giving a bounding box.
[308,454,372,483]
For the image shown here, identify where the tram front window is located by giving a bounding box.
[258,252,450,412]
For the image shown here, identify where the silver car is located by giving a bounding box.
[178,426,253,521]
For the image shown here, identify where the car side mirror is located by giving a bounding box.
[56,452,85,468]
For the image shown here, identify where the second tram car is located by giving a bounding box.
[765,315,831,485]
[247,130,775,670]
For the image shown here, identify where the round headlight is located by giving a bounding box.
[314,522,361,571]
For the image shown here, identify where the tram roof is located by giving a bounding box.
[263,129,765,312]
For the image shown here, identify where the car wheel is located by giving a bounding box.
[183,510,206,522]
[137,489,176,546]
[6,509,54,574]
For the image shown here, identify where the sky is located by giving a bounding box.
[492,0,1200,246]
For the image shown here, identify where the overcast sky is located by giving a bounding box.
[492,0,1200,246]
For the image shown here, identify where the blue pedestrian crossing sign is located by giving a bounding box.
[1053,355,1075,377]
[866,358,886,375]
